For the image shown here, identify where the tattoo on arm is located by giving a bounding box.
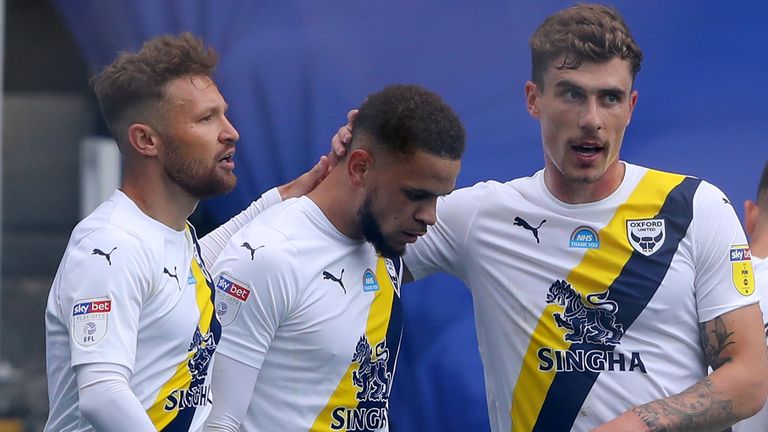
[700,316,735,370]
[628,317,739,431]
[631,377,736,431]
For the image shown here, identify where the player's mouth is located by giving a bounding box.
[218,150,236,169]
[402,231,426,243]
[571,141,604,158]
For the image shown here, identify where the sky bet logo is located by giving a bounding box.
[72,299,112,316]
[215,275,250,302]
[730,246,751,262]
[72,298,110,346]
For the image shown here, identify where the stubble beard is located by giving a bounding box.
[357,195,404,259]
[163,135,236,199]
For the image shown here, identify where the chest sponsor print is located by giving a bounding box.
[330,335,392,431]
[540,280,646,374]
[214,274,251,326]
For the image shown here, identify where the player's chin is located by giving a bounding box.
[216,172,238,192]
[196,174,237,199]
[378,239,407,259]
[388,241,408,257]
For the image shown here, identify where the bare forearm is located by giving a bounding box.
[630,376,737,432]
[596,306,768,432]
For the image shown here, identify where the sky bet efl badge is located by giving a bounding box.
[72,297,111,346]
[215,274,251,326]
[729,245,755,296]
[627,218,665,256]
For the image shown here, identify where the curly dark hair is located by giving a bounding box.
[91,32,218,141]
[530,4,643,86]
[352,84,465,161]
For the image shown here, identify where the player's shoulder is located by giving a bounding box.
[67,221,151,264]
[635,164,737,220]
[445,179,510,202]
[443,172,540,210]
[65,193,179,270]
[221,215,300,273]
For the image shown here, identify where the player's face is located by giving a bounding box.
[525,57,637,201]
[358,150,460,258]
[159,75,240,199]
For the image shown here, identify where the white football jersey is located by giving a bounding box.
[733,255,768,431]
[45,190,220,431]
[405,163,758,431]
[211,196,403,431]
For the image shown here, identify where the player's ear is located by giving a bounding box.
[744,199,759,237]
[127,123,160,157]
[347,149,372,189]
[525,81,541,118]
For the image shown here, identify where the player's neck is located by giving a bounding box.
[545,162,625,204]
[120,166,197,231]
[306,169,364,240]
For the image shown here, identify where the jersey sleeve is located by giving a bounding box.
[693,181,759,322]
[199,187,283,265]
[404,182,488,282]
[57,226,153,371]
[210,225,300,371]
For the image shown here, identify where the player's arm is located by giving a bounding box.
[205,354,260,431]
[76,363,155,431]
[205,229,300,429]
[595,303,768,431]
[61,228,156,429]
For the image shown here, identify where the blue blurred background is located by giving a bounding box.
[1,1,766,430]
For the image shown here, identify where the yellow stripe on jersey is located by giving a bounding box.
[146,257,217,430]
[310,257,397,431]
[509,170,686,432]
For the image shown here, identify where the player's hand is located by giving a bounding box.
[329,109,358,168]
[277,155,331,199]
[591,409,650,432]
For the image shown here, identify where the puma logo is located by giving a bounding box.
[91,247,117,265]
[163,266,180,287]
[241,242,265,260]
[323,269,346,294]
[722,197,731,205]
[514,217,546,244]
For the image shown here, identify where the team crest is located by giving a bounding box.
[214,274,251,326]
[71,297,112,346]
[627,218,665,256]
[729,245,755,296]
[546,280,623,346]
